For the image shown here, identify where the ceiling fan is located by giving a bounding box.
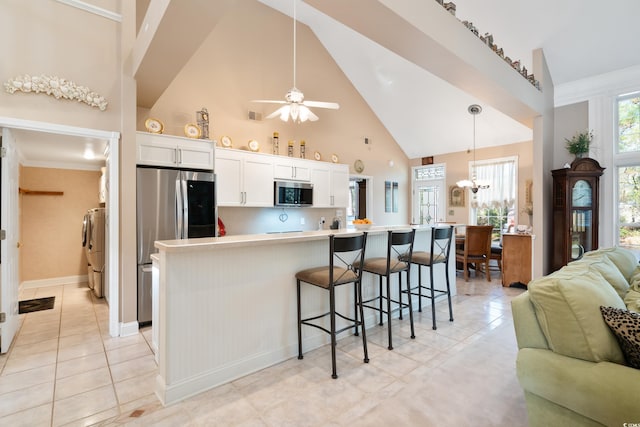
[251,0,339,123]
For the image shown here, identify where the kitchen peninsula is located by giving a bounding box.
[153,226,456,405]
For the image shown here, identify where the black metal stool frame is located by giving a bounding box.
[402,226,454,330]
[359,229,416,350]
[296,232,369,379]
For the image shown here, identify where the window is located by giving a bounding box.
[616,92,640,249]
[470,157,517,237]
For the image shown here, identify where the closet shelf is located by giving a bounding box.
[19,188,64,196]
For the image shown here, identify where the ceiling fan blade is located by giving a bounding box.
[303,100,340,109]
[266,105,289,120]
[307,109,319,121]
[250,99,287,105]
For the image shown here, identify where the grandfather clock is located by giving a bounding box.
[551,158,604,271]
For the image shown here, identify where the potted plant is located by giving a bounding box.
[565,130,593,158]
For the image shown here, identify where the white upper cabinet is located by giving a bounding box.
[215,149,273,207]
[136,132,214,170]
[273,157,311,181]
[311,163,349,208]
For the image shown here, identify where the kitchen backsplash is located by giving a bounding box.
[218,207,345,236]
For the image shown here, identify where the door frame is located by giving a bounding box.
[349,174,373,221]
[411,164,446,224]
[0,116,121,338]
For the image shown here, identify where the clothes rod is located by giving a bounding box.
[19,188,64,196]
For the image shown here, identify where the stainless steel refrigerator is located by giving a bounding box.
[136,166,216,325]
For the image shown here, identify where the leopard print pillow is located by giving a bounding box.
[600,306,640,368]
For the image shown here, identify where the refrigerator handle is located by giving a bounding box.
[181,175,189,238]
[175,178,183,239]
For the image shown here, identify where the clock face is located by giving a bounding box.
[572,179,592,207]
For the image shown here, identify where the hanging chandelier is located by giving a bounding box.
[456,104,490,193]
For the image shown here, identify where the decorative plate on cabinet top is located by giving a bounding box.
[220,135,232,148]
[314,151,322,161]
[354,159,365,173]
[331,153,339,163]
[184,123,201,139]
[248,139,260,152]
[144,118,164,134]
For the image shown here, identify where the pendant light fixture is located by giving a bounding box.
[250,0,339,123]
[456,104,490,193]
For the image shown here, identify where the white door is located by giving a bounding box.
[413,181,445,225]
[0,128,20,353]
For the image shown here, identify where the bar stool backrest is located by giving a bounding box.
[430,226,454,265]
[386,229,416,273]
[329,233,368,286]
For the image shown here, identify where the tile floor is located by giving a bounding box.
[1,273,529,426]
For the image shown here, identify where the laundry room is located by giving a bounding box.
[18,145,106,298]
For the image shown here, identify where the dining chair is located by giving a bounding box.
[455,225,493,282]
[296,232,369,379]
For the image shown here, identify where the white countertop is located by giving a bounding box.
[154,225,435,252]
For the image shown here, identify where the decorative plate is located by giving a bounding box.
[314,151,322,161]
[220,135,232,148]
[354,159,365,173]
[331,153,339,163]
[184,123,201,139]
[248,139,260,152]
[145,118,164,134]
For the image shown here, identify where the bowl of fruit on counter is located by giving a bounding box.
[352,218,373,230]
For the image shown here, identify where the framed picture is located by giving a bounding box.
[449,185,465,207]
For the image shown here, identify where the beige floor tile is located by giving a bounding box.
[102,332,146,351]
[57,338,104,362]
[10,337,59,358]
[113,371,156,405]
[14,328,60,347]
[58,406,119,427]
[0,381,54,417]
[0,364,56,395]
[0,402,52,427]
[106,341,152,365]
[56,352,108,379]
[55,366,113,400]
[109,354,157,383]
[2,350,58,375]
[52,384,117,427]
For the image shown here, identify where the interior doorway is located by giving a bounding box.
[348,175,373,222]
[0,117,120,347]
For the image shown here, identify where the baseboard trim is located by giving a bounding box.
[119,321,139,337]
[21,275,88,290]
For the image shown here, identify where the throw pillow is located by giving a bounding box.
[600,306,640,369]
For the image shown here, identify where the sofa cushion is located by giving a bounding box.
[583,247,638,282]
[528,268,626,364]
[582,256,630,299]
[624,289,640,313]
[600,306,640,369]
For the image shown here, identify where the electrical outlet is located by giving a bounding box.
[300,217,305,225]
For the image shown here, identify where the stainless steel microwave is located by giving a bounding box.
[274,180,313,207]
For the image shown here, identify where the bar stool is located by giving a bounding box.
[401,226,454,330]
[357,229,415,350]
[296,232,368,379]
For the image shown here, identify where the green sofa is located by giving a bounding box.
[512,247,640,426]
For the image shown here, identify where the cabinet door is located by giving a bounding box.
[292,164,311,181]
[215,151,243,206]
[244,155,274,207]
[137,139,177,167]
[311,165,331,207]
[274,159,295,180]
[178,140,214,170]
[331,165,349,208]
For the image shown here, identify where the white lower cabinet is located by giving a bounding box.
[215,149,273,207]
[311,163,349,208]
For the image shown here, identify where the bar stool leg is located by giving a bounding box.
[446,263,454,322]
[398,272,403,320]
[330,285,338,379]
[357,280,370,363]
[297,280,303,359]
[386,274,393,350]
[353,284,359,336]
[406,270,415,339]
[378,276,384,326]
[430,264,437,330]
[418,265,423,312]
